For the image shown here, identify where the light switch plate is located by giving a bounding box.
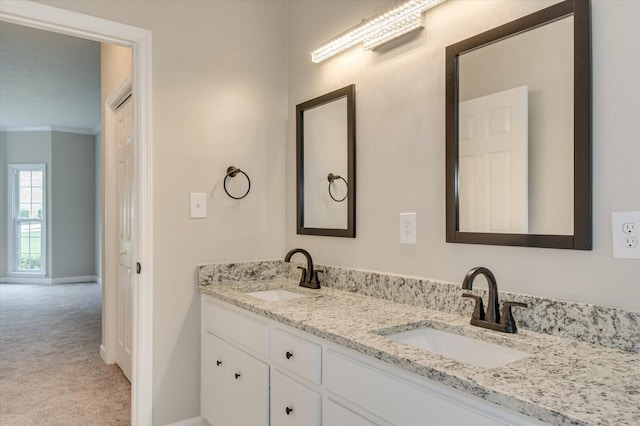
[612,211,640,259]
[189,193,207,219]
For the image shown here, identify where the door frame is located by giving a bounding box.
[0,2,154,424]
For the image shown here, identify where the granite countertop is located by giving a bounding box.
[199,279,640,426]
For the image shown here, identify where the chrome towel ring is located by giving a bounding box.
[224,166,251,200]
[327,173,348,202]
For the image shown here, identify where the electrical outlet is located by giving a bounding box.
[622,223,635,234]
[624,237,638,248]
[400,212,416,244]
[612,211,640,259]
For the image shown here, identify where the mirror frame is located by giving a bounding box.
[445,0,591,250]
[296,84,356,237]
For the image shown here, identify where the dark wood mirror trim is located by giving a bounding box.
[446,0,591,250]
[296,84,356,238]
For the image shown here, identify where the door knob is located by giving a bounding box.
[286,351,293,359]
[285,406,293,415]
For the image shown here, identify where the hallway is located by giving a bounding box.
[0,283,130,425]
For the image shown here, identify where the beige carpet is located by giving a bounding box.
[0,283,131,425]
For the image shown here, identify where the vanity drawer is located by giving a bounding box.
[324,348,515,426]
[203,298,269,357]
[271,369,320,426]
[270,327,321,384]
[323,398,378,426]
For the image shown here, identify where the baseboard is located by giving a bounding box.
[164,417,208,426]
[0,275,98,285]
[51,275,98,284]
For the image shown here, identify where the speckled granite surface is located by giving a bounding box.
[198,275,640,426]
[198,260,640,353]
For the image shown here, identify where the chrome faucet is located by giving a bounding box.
[461,267,527,333]
[284,248,321,289]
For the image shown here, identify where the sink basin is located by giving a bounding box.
[245,289,308,302]
[386,327,530,369]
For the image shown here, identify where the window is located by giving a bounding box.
[8,164,46,275]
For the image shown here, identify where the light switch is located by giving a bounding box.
[189,193,207,219]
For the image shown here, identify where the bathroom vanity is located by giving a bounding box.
[201,289,542,426]
[198,262,640,426]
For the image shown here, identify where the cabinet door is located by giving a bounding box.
[228,345,269,426]
[202,332,231,425]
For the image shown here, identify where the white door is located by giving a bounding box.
[458,86,528,233]
[116,94,134,381]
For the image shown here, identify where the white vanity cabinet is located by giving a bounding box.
[202,332,269,425]
[201,295,544,426]
[201,299,269,426]
[323,347,543,426]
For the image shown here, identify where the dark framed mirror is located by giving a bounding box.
[446,0,591,249]
[296,84,355,237]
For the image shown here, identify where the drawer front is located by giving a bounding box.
[203,298,269,356]
[271,328,321,384]
[323,398,377,426]
[271,369,320,426]
[323,349,511,426]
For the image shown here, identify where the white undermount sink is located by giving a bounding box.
[244,289,308,302]
[386,327,531,369]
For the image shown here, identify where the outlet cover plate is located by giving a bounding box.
[400,212,417,244]
[612,211,640,259]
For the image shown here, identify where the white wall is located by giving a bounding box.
[286,0,640,313]
[40,1,288,423]
[50,131,96,278]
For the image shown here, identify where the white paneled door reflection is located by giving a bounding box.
[458,86,529,233]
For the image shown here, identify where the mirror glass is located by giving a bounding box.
[446,0,591,249]
[296,85,355,237]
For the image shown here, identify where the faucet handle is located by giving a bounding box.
[500,301,528,333]
[462,293,485,321]
[296,266,307,285]
[308,269,322,289]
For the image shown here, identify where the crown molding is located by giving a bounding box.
[0,125,98,135]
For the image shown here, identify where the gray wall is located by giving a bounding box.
[0,132,6,277]
[51,131,96,278]
[0,130,96,280]
[95,131,102,282]
[2,131,53,277]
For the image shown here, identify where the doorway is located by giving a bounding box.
[0,2,153,424]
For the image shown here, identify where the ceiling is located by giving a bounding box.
[0,22,101,133]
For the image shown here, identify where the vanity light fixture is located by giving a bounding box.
[311,0,446,63]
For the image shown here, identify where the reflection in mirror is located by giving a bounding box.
[458,16,574,235]
[446,0,591,249]
[296,85,355,237]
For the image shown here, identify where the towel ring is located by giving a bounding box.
[327,173,348,202]
[224,166,251,200]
